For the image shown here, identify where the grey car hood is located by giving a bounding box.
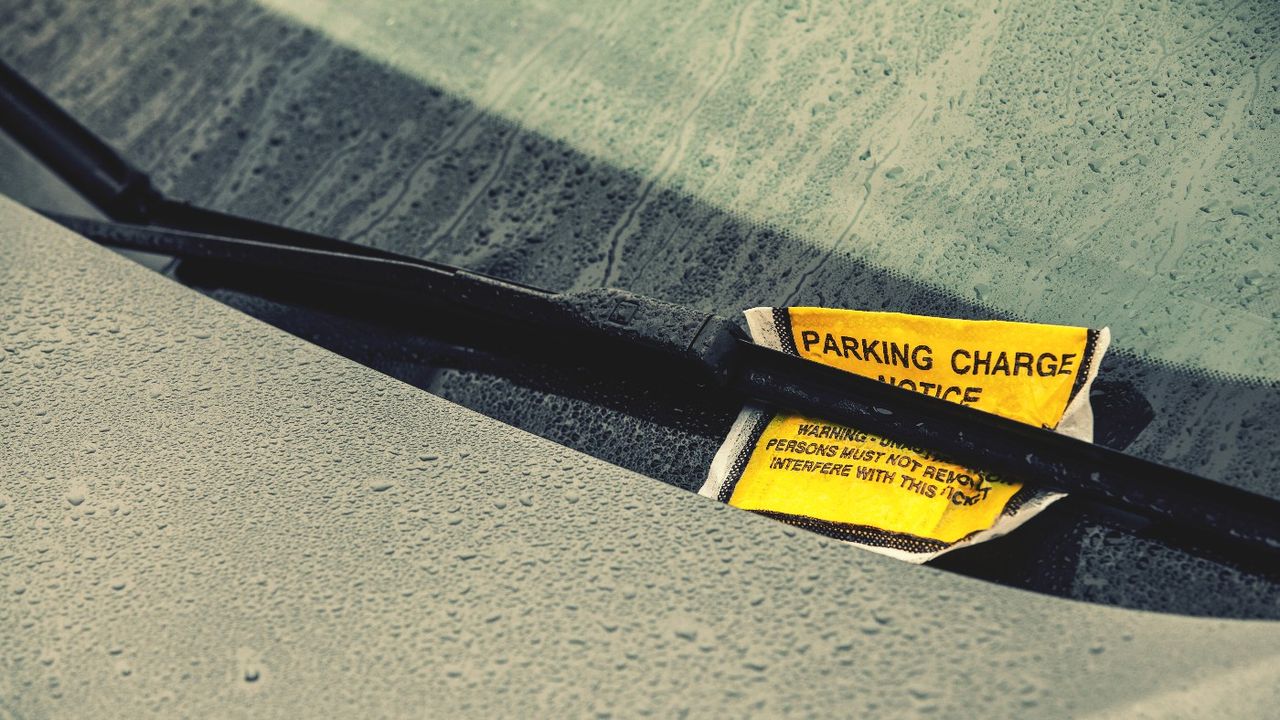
[2,198,1277,716]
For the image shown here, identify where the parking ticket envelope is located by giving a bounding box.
[700,307,1110,563]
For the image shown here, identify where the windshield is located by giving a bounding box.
[257,0,1279,381]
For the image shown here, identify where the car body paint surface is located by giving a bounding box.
[1,196,1279,716]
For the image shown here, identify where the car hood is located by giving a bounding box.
[2,197,1278,716]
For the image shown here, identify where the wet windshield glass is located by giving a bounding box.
[260,0,1278,383]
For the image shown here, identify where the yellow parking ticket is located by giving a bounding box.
[700,307,1110,562]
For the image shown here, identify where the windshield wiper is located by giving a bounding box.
[4,57,1278,563]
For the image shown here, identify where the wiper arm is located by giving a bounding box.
[4,57,1279,563]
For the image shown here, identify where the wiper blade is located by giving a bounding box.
[5,57,1279,562]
